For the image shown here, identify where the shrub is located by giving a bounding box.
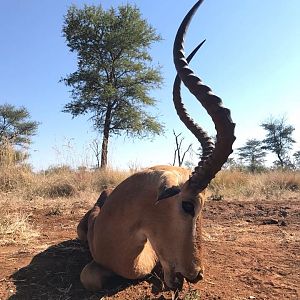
[0,165,33,193]
[92,168,130,192]
[0,211,39,245]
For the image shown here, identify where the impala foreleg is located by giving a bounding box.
[77,188,113,241]
[80,260,115,291]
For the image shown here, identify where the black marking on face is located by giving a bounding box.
[157,186,181,201]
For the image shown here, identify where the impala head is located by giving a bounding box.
[147,185,205,289]
[152,0,236,289]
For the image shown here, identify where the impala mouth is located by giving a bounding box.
[167,272,184,290]
[185,269,204,283]
[165,270,203,290]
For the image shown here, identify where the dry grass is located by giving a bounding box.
[1,160,299,202]
[0,164,130,199]
[0,208,39,246]
[1,144,299,247]
[0,145,130,246]
[209,169,300,200]
[0,165,34,193]
[0,191,99,246]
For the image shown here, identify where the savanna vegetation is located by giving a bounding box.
[1,136,299,299]
[61,4,164,168]
[1,105,299,249]
[1,2,299,299]
[1,138,299,246]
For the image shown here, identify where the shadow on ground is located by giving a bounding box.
[9,239,165,300]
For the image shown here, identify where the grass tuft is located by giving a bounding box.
[0,210,39,245]
[92,168,130,192]
[209,169,300,200]
[0,163,130,199]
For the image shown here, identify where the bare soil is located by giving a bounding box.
[0,196,299,300]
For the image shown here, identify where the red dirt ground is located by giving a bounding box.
[0,196,299,300]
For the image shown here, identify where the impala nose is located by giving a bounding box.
[186,269,204,283]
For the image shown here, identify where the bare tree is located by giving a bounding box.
[172,130,192,167]
[293,150,300,169]
[90,139,101,169]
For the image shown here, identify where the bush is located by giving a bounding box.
[0,165,33,193]
[92,168,130,192]
[36,181,77,198]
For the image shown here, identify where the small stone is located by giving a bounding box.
[249,296,256,299]
[279,210,288,217]
[279,220,288,226]
[262,218,278,225]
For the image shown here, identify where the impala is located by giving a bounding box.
[77,0,235,291]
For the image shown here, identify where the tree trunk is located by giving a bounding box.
[277,153,284,168]
[101,133,108,169]
[100,107,112,169]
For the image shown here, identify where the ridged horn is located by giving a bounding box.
[173,40,215,167]
[173,0,236,193]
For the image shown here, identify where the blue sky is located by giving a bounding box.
[1,0,300,170]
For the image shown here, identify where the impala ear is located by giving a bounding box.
[157,186,181,201]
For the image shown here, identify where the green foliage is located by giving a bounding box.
[260,117,295,168]
[0,103,39,148]
[237,139,267,172]
[260,116,295,168]
[222,157,244,171]
[0,104,38,166]
[61,4,164,167]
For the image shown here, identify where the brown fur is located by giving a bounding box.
[77,166,205,290]
[77,188,113,242]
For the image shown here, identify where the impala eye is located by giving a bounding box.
[182,201,195,217]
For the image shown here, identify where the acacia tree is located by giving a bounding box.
[61,4,164,168]
[0,103,38,148]
[0,103,38,165]
[237,139,266,172]
[260,117,295,168]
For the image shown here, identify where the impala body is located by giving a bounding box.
[77,0,235,291]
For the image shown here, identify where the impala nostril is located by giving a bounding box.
[195,269,204,281]
[186,269,204,283]
[173,273,184,290]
